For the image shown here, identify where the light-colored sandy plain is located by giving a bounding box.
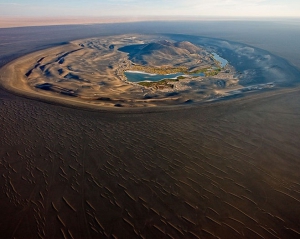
[0,17,156,28]
[0,34,241,109]
[0,16,243,29]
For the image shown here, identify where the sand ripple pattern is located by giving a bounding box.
[1,86,300,238]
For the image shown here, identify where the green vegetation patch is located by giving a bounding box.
[190,68,210,74]
[177,76,187,80]
[190,67,221,77]
[130,65,188,75]
[138,78,178,89]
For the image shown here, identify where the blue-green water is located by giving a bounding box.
[124,53,227,83]
[124,71,204,83]
[212,53,228,67]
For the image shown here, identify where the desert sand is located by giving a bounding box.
[0,27,300,239]
[0,16,242,29]
[1,84,300,238]
[0,34,241,109]
[0,17,155,29]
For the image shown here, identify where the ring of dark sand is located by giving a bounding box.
[0,35,245,111]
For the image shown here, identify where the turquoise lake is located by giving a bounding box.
[125,53,228,83]
[212,53,228,67]
[124,71,205,83]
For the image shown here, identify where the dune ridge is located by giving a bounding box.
[0,34,242,109]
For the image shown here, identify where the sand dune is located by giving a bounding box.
[0,34,242,109]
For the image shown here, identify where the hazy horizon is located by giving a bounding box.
[1,0,300,18]
[1,0,300,28]
[1,15,300,29]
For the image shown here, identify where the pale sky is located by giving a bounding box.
[0,0,299,18]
